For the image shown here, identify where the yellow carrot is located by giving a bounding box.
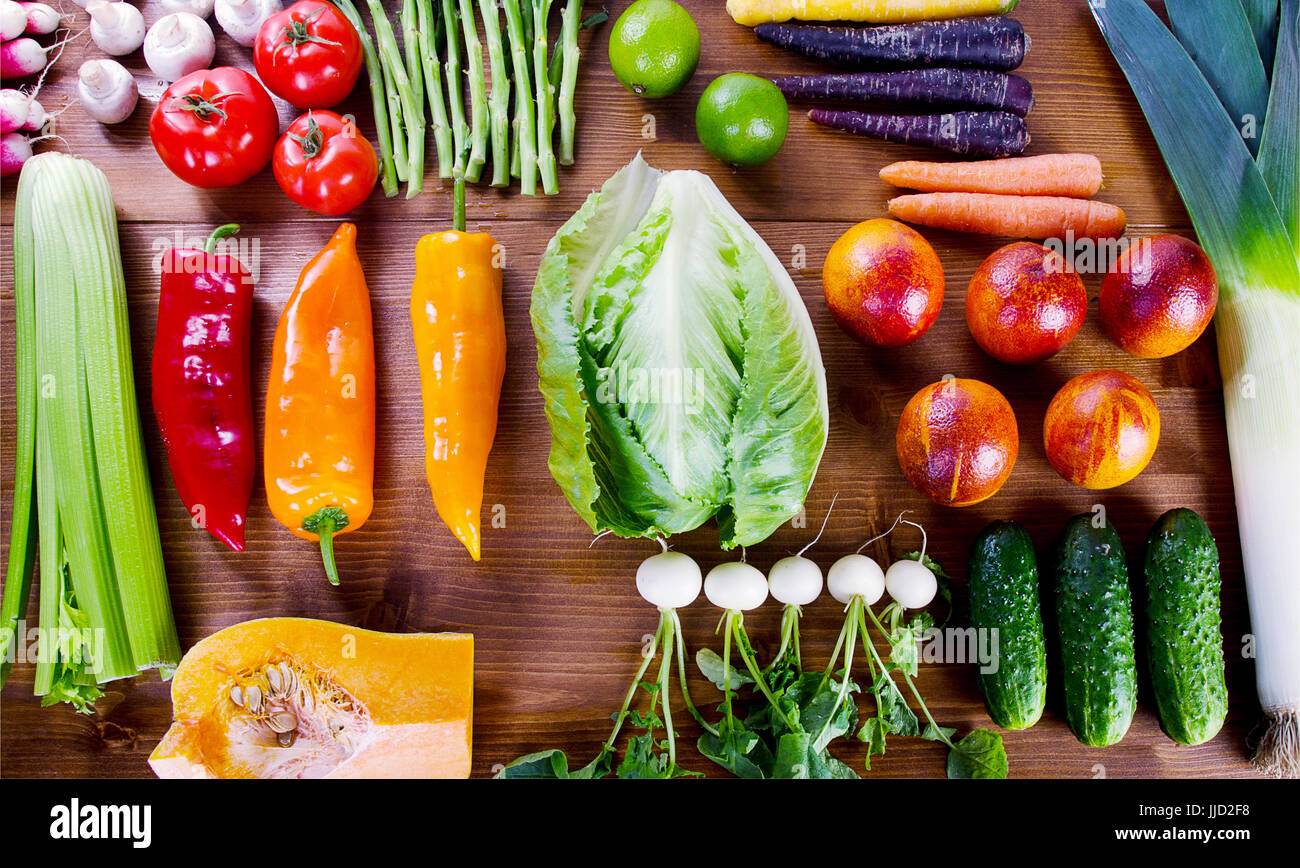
[887,192,1127,240]
[880,154,1104,198]
[726,0,1020,27]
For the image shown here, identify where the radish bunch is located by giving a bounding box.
[496,506,1007,779]
[0,1,66,176]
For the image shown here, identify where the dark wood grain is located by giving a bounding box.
[0,0,1261,779]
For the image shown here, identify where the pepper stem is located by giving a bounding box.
[302,506,350,586]
[203,223,240,254]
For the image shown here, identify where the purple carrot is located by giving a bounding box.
[755,16,1030,71]
[808,109,1030,158]
[774,68,1034,117]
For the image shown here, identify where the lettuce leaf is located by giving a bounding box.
[531,155,827,548]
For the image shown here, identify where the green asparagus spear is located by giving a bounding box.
[457,0,489,182]
[417,0,454,179]
[532,0,557,194]
[440,0,469,177]
[503,0,537,194]
[556,0,581,165]
[330,0,399,196]
[478,0,513,187]
[402,0,427,197]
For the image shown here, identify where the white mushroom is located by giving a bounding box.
[144,12,215,82]
[213,0,281,47]
[78,58,138,124]
[160,0,216,18]
[87,1,145,57]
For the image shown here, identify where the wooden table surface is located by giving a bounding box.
[0,0,1263,778]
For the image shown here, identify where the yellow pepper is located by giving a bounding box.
[410,180,506,560]
[265,223,375,584]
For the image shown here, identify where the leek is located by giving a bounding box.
[1166,0,1271,156]
[1090,0,1300,777]
[4,153,181,708]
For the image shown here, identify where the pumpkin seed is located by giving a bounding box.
[276,731,296,748]
[229,685,245,708]
[266,664,283,694]
[267,711,298,734]
[246,684,263,714]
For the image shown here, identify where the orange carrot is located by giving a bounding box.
[879,154,1105,198]
[887,192,1127,240]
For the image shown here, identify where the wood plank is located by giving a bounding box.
[0,0,1260,779]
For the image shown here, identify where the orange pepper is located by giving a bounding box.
[410,181,506,560]
[264,223,375,584]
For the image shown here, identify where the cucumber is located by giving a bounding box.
[1054,514,1138,747]
[1143,508,1227,745]
[967,520,1047,730]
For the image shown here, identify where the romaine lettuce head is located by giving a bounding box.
[531,155,828,549]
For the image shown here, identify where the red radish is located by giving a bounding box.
[0,87,29,132]
[1,36,48,77]
[19,2,60,34]
[1,129,32,177]
[18,95,44,130]
[1,0,25,40]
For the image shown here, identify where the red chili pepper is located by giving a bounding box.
[152,224,255,552]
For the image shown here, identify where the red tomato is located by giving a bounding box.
[254,1,363,109]
[149,67,279,189]
[273,110,378,215]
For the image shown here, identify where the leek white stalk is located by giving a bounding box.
[1217,292,1300,774]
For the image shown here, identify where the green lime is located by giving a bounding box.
[695,73,789,167]
[608,0,701,99]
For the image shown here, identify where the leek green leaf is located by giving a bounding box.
[1167,0,1271,156]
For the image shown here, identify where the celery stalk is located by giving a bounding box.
[10,154,182,708]
[0,146,38,687]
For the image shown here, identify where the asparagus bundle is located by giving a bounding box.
[333,0,603,197]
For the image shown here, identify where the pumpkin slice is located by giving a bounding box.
[149,618,473,779]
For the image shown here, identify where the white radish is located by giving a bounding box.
[827,554,885,605]
[635,549,702,611]
[0,87,29,132]
[144,12,215,82]
[1,129,32,177]
[213,0,280,47]
[767,493,837,608]
[88,1,145,56]
[704,560,768,612]
[767,556,823,607]
[78,58,138,124]
[0,0,26,40]
[882,517,938,609]
[19,3,60,35]
[0,36,48,77]
[161,0,215,17]
[884,559,938,610]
